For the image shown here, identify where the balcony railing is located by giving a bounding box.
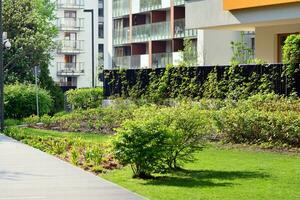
[151,21,171,40]
[57,62,84,76]
[113,54,150,69]
[132,24,151,43]
[56,0,84,9]
[140,0,162,12]
[152,53,173,68]
[57,40,84,54]
[57,18,84,31]
[113,0,130,18]
[174,0,185,6]
[113,27,130,45]
[174,19,197,38]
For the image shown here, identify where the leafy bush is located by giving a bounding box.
[283,34,300,77]
[113,104,211,178]
[214,108,300,147]
[66,87,103,110]
[5,84,53,119]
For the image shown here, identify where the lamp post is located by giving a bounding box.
[0,0,4,132]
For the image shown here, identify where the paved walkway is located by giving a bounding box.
[0,135,145,200]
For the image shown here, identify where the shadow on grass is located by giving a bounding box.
[143,169,270,188]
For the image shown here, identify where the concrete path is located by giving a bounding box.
[0,135,145,200]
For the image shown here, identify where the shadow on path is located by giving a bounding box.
[0,170,51,181]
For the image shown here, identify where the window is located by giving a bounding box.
[98,44,104,53]
[98,8,104,17]
[64,11,76,18]
[98,23,104,38]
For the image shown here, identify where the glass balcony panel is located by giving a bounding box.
[113,0,130,17]
[185,29,198,38]
[57,18,84,31]
[152,53,173,68]
[113,56,131,69]
[132,24,151,43]
[151,21,171,40]
[56,0,84,9]
[57,62,84,76]
[140,0,162,12]
[174,0,185,6]
[113,27,130,45]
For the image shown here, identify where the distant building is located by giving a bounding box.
[104,0,243,70]
[50,0,103,89]
[185,0,300,63]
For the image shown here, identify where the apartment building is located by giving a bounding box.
[104,0,244,69]
[186,0,300,63]
[50,0,102,89]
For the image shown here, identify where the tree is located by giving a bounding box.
[180,38,198,67]
[3,0,64,112]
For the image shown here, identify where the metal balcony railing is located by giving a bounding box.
[113,0,130,17]
[56,0,84,9]
[57,18,84,31]
[57,62,84,76]
[57,40,84,54]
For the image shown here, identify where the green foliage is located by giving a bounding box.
[4,127,113,174]
[283,34,300,77]
[66,87,104,110]
[230,32,254,65]
[180,38,197,67]
[24,115,40,126]
[113,104,210,178]
[5,84,53,119]
[4,119,22,126]
[3,0,57,83]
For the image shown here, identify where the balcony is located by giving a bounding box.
[113,54,150,69]
[152,53,173,68]
[174,19,197,38]
[56,0,84,9]
[151,21,171,40]
[113,27,130,45]
[57,18,84,31]
[113,0,130,18]
[174,0,185,6]
[57,62,84,76]
[57,40,84,54]
[132,24,151,43]
[140,0,162,12]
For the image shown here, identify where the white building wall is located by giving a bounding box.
[256,23,300,63]
[104,0,113,70]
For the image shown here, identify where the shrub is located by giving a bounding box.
[214,108,300,147]
[24,115,40,126]
[66,87,103,110]
[5,84,53,119]
[283,34,300,77]
[113,104,211,178]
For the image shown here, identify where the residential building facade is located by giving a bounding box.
[186,0,300,63]
[50,0,102,89]
[104,0,244,70]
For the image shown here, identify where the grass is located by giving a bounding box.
[102,145,300,200]
[21,128,111,143]
[6,128,300,200]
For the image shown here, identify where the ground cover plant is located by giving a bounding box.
[4,128,118,174]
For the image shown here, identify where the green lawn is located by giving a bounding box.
[7,128,300,200]
[102,146,300,200]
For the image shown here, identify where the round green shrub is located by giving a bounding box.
[66,87,103,110]
[5,84,53,119]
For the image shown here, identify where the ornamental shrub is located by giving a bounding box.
[113,104,211,178]
[66,87,103,110]
[283,34,300,77]
[5,84,53,119]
